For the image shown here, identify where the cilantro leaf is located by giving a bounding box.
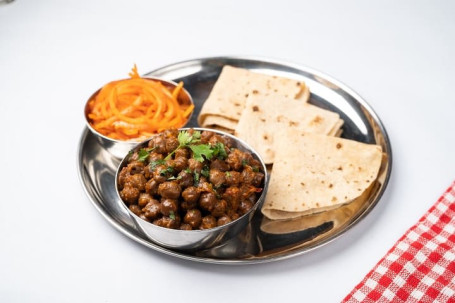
[149,159,166,170]
[212,142,228,160]
[160,166,174,176]
[201,165,210,178]
[137,148,150,162]
[184,167,192,174]
[190,144,213,162]
[136,147,156,162]
[192,131,201,141]
[169,211,176,220]
[165,130,202,160]
[193,171,200,185]
[177,130,201,146]
[177,131,191,146]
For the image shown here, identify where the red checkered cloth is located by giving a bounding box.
[343,181,455,303]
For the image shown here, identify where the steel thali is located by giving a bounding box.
[77,56,392,264]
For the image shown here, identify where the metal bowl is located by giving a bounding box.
[84,77,194,159]
[114,127,269,251]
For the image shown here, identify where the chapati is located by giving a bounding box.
[261,131,383,220]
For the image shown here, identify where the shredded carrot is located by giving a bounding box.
[86,65,194,141]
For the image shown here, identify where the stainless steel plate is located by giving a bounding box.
[77,56,392,264]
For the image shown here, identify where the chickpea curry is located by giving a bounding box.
[117,129,265,230]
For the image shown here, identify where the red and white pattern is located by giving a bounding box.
[343,181,455,303]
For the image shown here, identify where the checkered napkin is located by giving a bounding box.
[343,181,455,303]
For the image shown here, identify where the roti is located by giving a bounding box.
[200,115,237,134]
[260,180,379,234]
[198,65,310,131]
[261,131,383,220]
[234,93,343,164]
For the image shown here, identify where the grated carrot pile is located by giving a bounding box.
[86,65,194,141]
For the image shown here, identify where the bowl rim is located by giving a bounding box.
[84,76,195,144]
[114,127,270,234]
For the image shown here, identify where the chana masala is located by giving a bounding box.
[117,129,265,230]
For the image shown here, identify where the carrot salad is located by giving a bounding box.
[86,65,194,141]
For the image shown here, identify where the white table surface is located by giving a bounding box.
[1,0,454,302]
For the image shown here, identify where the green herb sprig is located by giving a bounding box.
[201,165,210,178]
[165,130,229,163]
[149,159,166,170]
[212,142,227,159]
[165,130,201,160]
[134,147,156,162]
[190,144,213,162]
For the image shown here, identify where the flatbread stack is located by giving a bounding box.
[261,130,383,220]
[198,65,310,132]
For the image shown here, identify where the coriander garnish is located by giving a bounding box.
[165,130,229,163]
[189,144,213,162]
[165,130,201,160]
[201,165,210,178]
[193,171,200,185]
[149,159,166,170]
[160,166,174,176]
[169,211,176,220]
[212,142,227,159]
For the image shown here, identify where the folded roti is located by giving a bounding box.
[234,93,343,164]
[198,65,310,131]
[261,131,383,220]
[260,180,379,234]
[200,115,237,134]
[328,119,344,137]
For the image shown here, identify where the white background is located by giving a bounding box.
[1,0,454,302]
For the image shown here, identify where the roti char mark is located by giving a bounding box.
[311,116,323,125]
[289,121,299,127]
